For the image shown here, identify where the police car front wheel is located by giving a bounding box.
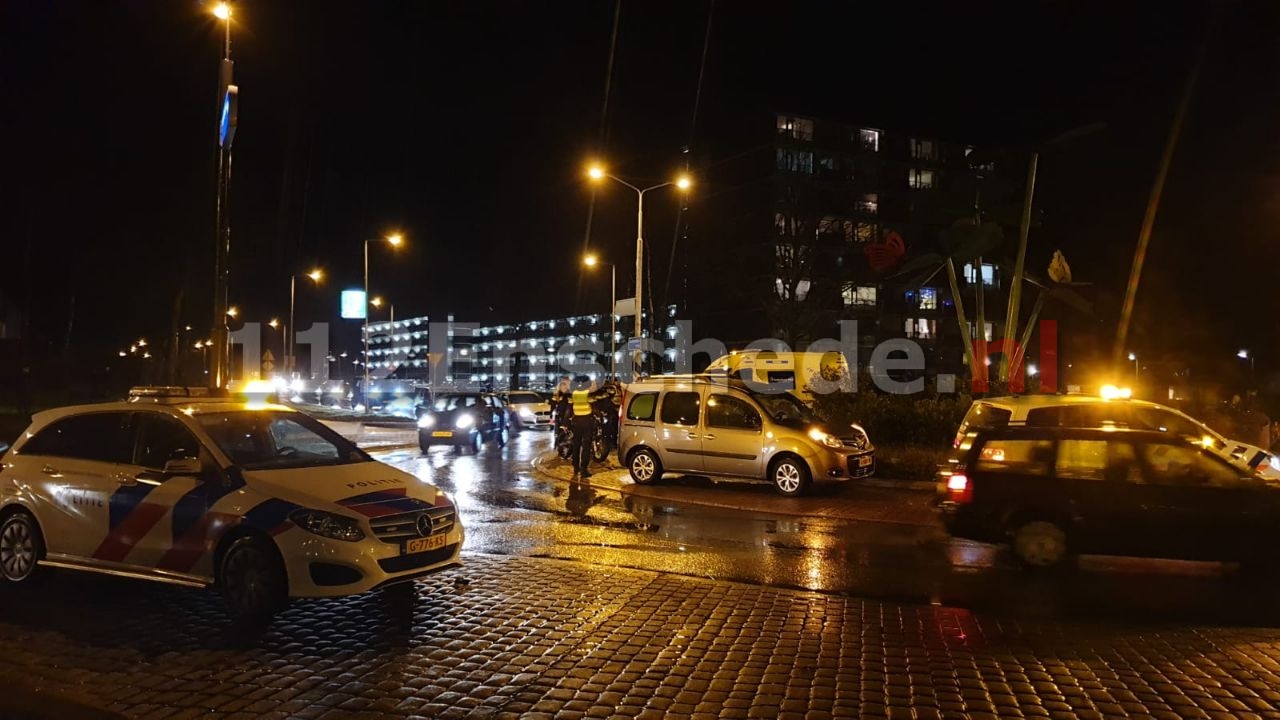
[0,510,42,583]
[219,535,288,622]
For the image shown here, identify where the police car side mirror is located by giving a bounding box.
[163,457,203,476]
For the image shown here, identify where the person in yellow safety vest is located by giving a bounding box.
[569,377,601,480]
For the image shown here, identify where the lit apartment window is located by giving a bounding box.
[776,148,814,174]
[963,262,997,286]
[818,216,854,243]
[904,318,937,339]
[966,321,995,342]
[857,193,878,215]
[910,138,936,160]
[776,278,812,301]
[818,156,836,172]
[908,168,935,189]
[919,287,937,309]
[854,222,877,243]
[858,128,880,151]
[843,284,877,307]
[776,115,813,140]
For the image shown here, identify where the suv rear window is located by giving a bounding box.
[626,393,658,422]
[22,412,134,464]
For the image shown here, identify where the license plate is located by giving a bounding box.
[405,534,448,555]
[857,456,873,467]
[431,431,453,438]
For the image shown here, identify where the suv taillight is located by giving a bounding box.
[946,473,972,504]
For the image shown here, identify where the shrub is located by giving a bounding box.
[809,374,972,447]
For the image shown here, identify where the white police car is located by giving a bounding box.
[0,387,462,621]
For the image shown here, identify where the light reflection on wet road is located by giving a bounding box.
[364,425,1280,629]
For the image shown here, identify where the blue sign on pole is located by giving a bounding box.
[219,85,239,149]
[341,290,367,319]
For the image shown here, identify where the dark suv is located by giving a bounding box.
[940,426,1280,569]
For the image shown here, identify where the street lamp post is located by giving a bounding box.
[288,268,323,377]
[587,164,690,378]
[583,253,616,377]
[1238,349,1254,381]
[209,2,237,389]
[363,233,404,412]
[1128,352,1139,384]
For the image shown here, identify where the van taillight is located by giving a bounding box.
[946,474,972,504]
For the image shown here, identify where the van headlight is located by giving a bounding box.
[455,414,475,429]
[417,414,436,428]
[289,509,365,542]
[808,428,843,449]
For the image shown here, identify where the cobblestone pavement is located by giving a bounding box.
[5,554,1280,719]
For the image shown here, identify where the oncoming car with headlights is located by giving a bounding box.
[0,388,463,621]
[416,392,510,454]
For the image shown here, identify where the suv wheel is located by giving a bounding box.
[770,456,810,497]
[469,432,483,455]
[628,448,662,485]
[1012,520,1068,568]
[0,511,42,583]
[220,535,288,622]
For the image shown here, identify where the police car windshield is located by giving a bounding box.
[198,411,370,470]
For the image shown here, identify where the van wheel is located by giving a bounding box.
[628,448,662,485]
[770,456,810,497]
[1012,520,1069,568]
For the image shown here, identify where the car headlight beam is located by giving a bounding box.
[455,414,475,429]
[417,414,436,428]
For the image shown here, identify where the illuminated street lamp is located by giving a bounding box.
[1128,352,1139,383]
[288,268,323,376]
[209,0,236,389]
[1238,348,1254,379]
[586,163,691,376]
[583,253,616,376]
[363,233,404,411]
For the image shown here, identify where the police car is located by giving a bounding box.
[0,387,463,621]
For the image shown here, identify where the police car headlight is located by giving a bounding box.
[455,414,475,429]
[417,414,436,429]
[289,509,365,542]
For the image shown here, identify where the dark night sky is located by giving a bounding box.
[2,1,1277,370]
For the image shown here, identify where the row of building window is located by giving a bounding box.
[777,115,881,152]
[777,148,938,191]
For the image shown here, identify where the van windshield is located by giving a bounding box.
[750,391,816,425]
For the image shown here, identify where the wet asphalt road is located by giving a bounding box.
[349,423,1280,630]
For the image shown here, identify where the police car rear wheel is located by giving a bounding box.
[0,511,41,583]
[220,536,287,622]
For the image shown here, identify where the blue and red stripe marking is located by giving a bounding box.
[336,488,434,518]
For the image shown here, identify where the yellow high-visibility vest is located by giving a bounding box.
[572,389,592,417]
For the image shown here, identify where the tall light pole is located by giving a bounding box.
[1128,352,1139,384]
[1238,349,1254,381]
[371,296,395,323]
[583,253,616,377]
[363,233,403,411]
[587,164,690,377]
[288,268,323,377]
[209,2,238,390]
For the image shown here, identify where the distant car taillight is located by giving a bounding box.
[946,473,972,504]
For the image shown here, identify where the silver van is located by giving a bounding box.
[617,375,875,496]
